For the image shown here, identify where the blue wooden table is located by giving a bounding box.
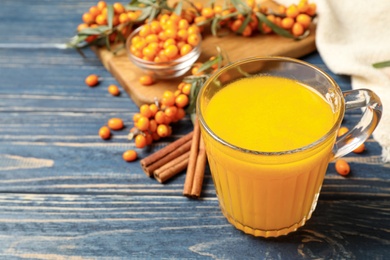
[1,1,389,259]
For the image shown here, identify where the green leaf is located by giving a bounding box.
[107,4,114,29]
[230,0,251,13]
[78,26,110,35]
[255,12,295,39]
[373,60,390,68]
[236,12,252,34]
[173,0,183,16]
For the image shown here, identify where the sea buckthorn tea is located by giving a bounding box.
[197,57,382,237]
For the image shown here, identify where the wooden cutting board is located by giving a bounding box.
[93,2,316,107]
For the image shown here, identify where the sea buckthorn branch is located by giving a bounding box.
[68,0,317,51]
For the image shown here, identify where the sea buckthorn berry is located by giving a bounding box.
[165,106,178,118]
[201,7,215,19]
[133,113,142,123]
[180,44,193,56]
[97,1,107,10]
[149,103,159,117]
[134,134,147,148]
[99,126,111,140]
[85,74,99,87]
[140,104,153,118]
[164,44,179,59]
[353,143,365,154]
[155,110,166,124]
[175,94,189,108]
[182,83,192,95]
[161,91,176,106]
[108,84,120,96]
[108,118,124,130]
[148,119,158,133]
[306,3,317,16]
[113,2,125,14]
[136,116,150,131]
[139,75,154,86]
[157,124,170,138]
[241,26,253,37]
[337,126,349,137]
[187,25,200,35]
[77,23,89,32]
[292,22,304,37]
[296,13,312,29]
[187,33,201,46]
[123,150,137,162]
[95,14,107,25]
[82,12,94,24]
[144,132,153,145]
[286,4,299,18]
[281,17,294,30]
[335,159,350,176]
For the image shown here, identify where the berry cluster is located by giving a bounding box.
[129,13,201,63]
[130,82,191,148]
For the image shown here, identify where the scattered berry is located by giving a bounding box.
[108,118,124,130]
[99,126,111,140]
[123,150,138,162]
[85,74,99,87]
[335,159,350,176]
[108,84,120,96]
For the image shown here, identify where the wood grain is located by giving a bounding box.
[1,0,390,259]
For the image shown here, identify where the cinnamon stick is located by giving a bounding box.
[183,119,201,195]
[190,136,207,198]
[140,131,193,177]
[154,150,190,183]
[183,118,207,198]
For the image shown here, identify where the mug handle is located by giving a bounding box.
[332,89,383,160]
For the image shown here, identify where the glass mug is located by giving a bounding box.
[196,57,382,237]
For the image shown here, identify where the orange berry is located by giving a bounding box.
[77,23,89,32]
[157,124,170,138]
[175,107,186,120]
[165,106,178,118]
[296,13,311,29]
[108,84,120,96]
[181,83,192,95]
[140,104,153,118]
[95,14,107,25]
[108,118,124,130]
[139,75,154,86]
[230,19,243,32]
[85,74,99,87]
[337,126,349,137]
[99,126,111,140]
[164,44,179,59]
[241,26,252,37]
[134,134,147,148]
[292,22,304,37]
[97,1,107,10]
[136,116,150,131]
[281,17,294,30]
[119,13,129,23]
[187,25,200,35]
[175,94,189,108]
[82,12,94,24]
[286,4,299,19]
[155,110,166,124]
[149,103,159,117]
[187,33,200,47]
[123,150,137,162]
[133,113,142,123]
[161,91,176,106]
[297,1,309,13]
[180,44,193,56]
[335,159,350,176]
[113,2,125,14]
[353,143,365,154]
[201,7,215,19]
[306,3,317,16]
[148,119,158,133]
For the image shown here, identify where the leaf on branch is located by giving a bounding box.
[373,61,390,69]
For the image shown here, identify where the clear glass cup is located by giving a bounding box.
[197,56,382,237]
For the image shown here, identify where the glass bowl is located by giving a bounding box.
[126,26,202,79]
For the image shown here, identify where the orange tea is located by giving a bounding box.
[197,57,382,237]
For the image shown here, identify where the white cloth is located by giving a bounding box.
[315,0,390,162]
[277,0,390,162]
